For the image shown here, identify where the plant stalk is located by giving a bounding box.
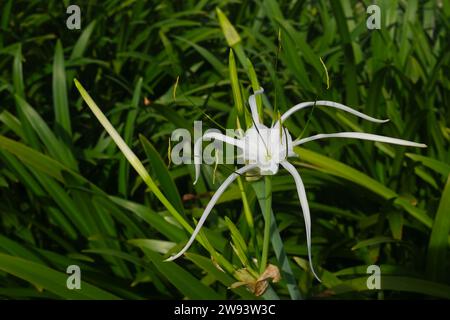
[260,175,272,274]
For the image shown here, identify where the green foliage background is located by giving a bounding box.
[0,0,449,299]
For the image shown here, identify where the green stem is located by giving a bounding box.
[237,175,254,230]
[260,176,272,274]
[237,175,260,262]
[252,179,302,300]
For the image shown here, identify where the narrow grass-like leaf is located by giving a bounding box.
[0,110,23,138]
[0,253,120,300]
[12,45,39,147]
[351,236,398,251]
[185,253,256,299]
[224,217,250,267]
[70,20,96,60]
[406,153,450,177]
[216,8,241,47]
[175,36,226,76]
[426,174,450,281]
[0,135,66,182]
[128,239,176,255]
[0,0,12,47]
[0,235,44,263]
[15,95,77,169]
[108,196,185,243]
[295,147,433,228]
[229,49,245,128]
[139,135,185,215]
[53,40,72,138]
[118,77,142,197]
[246,58,262,117]
[136,247,222,299]
[74,79,192,233]
[331,276,450,299]
[329,0,358,105]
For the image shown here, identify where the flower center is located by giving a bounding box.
[242,124,294,175]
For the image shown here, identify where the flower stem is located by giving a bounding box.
[260,175,272,274]
[237,175,260,262]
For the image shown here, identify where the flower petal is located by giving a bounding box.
[249,87,264,125]
[281,161,321,282]
[166,164,257,261]
[194,132,245,184]
[294,132,427,148]
[277,101,389,126]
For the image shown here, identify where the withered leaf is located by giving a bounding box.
[229,264,281,296]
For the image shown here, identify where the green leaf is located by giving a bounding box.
[66,20,97,86]
[295,147,433,228]
[127,239,176,254]
[0,253,120,300]
[12,44,39,147]
[12,45,24,97]
[185,253,256,299]
[139,134,185,215]
[0,110,23,139]
[387,211,404,240]
[229,49,245,128]
[0,235,44,263]
[331,276,450,299]
[224,217,249,267]
[74,79,192,233]
[134,247,222,299]
[37,173,87,237]
[0,0,12,47]
[53,40,72,138]
[216,8,241,47]
[108,196,185,243]
[15,95,77,169]
[0,135,66,182]
[70,20,96,60]
[175,36,226,76]
[426,174,450,281]
[118,77,142,197]
[351,236,398,251]
[246,58,262,117]
[406,153,450,177]
[334,264,415,277]
[329,0,358,105]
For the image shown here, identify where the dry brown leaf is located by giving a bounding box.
[229,264,281,296]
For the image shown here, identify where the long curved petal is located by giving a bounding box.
[166,164,257,261]
[281,161,321,282]
[249,87,264,126]
[194,132,245,184]
[276,101,389,127]
[294,132,427,148]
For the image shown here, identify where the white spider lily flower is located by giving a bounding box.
[242,124,295,175]
[167,88,426,282]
